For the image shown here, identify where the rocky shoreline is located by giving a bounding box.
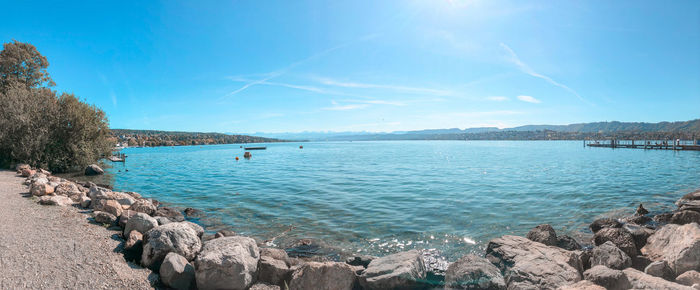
[14,163,700,290]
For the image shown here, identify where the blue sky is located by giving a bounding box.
[2,0,699,133]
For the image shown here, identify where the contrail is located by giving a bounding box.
[500,43,592,105]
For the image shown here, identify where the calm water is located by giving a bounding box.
[106,141,700,260]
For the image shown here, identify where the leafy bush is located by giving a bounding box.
[0,41,112,172]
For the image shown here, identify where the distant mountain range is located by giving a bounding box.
[248,119,700,141]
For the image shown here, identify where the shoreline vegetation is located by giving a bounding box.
[13,163,700,289]
[111,129,287,148]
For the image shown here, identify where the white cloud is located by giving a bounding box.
[322,100,369,111]
[500,43,590,105]
[316,77,454,96]
[517,95,541,103]
[486,96,509,101]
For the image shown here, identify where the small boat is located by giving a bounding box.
[244,146,266,150]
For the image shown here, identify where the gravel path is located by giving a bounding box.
[0,170,153,289]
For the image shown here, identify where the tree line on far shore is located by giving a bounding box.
[111,129,285,147]
[0,41,112,172]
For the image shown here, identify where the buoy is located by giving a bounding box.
[299,145,303,149]
[235,156,239,161]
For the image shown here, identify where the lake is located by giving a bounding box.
[105,141,700,260]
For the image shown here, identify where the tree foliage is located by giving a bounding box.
[0,41,111,172]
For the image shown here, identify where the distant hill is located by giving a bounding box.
[253,119,700,141]
[111,129,286,147]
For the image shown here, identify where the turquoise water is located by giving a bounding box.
[108,141,700,260]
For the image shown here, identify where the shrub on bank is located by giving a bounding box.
[0,40,111,172]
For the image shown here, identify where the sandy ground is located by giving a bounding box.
[0,170,153,289]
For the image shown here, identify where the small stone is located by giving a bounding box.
[93,211,117,225]
[526,224,558,246]
[590,241,632,270]
[557,235,582,251]
[644,260,675,281]
[590,218,622,233]
[85,164,104,175]
[155,207,185,222]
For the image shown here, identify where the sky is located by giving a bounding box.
[1,0,699,133]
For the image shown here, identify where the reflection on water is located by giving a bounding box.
[104,141,700,260]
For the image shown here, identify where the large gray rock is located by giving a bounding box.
[593,227,638,258]
[142,222,202,270]
[445,254,506,290]
[641,223,700,277]
[623,223,655,249]
[195,236,259,290]
[485,235,582,289]
[526,224,558,246]
[258,248,292,287]
[590,241,632,270]
[590,218,622,233]
[130,200,157,215]
[124,213,158,237]
[85,164,104,175]
[676,271,700,287]
[622,268,694,290]
[160,252,195,290]
[583,265,631,290]
[155,216,172,226]
[54,182,82,200]
[30,183,54,196]
[93,211,117,225]
[645,260,676,281]
[119,210,137,228]
[182,221,204,238]
[671,211,700,225]
[360,250,426,290]
[289,262,356,290]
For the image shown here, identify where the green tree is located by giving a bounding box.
[0,41,111,172]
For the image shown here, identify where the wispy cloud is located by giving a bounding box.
[342,99,406,106]
[517,95,541,103]
[500,43,590,105]
[486,96,509,101]
[316,77,454,96]
[322,100,369,111]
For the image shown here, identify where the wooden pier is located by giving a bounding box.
[585,139,700,151]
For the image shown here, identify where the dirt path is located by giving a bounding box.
[0,170,153,289]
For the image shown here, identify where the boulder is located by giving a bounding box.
[623,268,694,290]
[641,223,700,277]
[445,254,506,290]
[119,210,137,228]
[155,207,185,222]
[93,211,117,225]
[623,223,654,249]
[142,223,202,270]
[88,186,112,201]
[125,231,143,251]
[557,235,582,251]
[676,271,700,287]
[679,200,700,213]
[645,261,676,281]
[558,280,605,290]
[93,199,123,219]
[623,215,652,226]
[156,216,172,226]
[160,252,195,290]
[195,236,259,290]
[258,253,291,287]
[346,255,375,268]
[485,235,582,289]
[671,211,700,225]
[590,218,622,233]
[526,224,558,246]
[79,196,91,208]
[85,164,104,175]
[16,163,30,172]
[583,265,630,290]
[655,213,675,224]
[184,207,204,217]
[124,212,158,237]
[593,227,638,258]
[30,183,54,196]
[21,168,36,177]
[182,221,204,238]
[289,262,356,290]
[38,195,73,206]
[590,241,632,270]
[677,191,700,207]
[54,182,82,199]
[360,250,426,290]
[130,200,157,215]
